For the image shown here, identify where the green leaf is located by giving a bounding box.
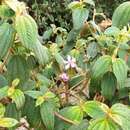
[12,79,20,87]
[5,103,20,120]
[88,118,120,130]
[0,87,8,100]
[40,101,55,130]
[59,106,83,123]
[112,2,130,28]
[44,92,56,99]
[92,55,112,79]
[0,4,15,18]
[15,14,38,49]
[33,40,50,65]
[72,7,89,30]
[10,89,25,110]
[0,118,18,128]
[112,58,128,89]
[54,53,65,70]
[101,72,117,100]
[104,26,120,36]
[22,97,41,128]
[68,120,89,130]
[83,101,108,119]
[0,103,5,118]
[68,1,81,10]
[0,23,15,60]
[63,29,80,54]
[7,55,29,85]
[36,96,45,106]
[87,42,99,59]
[110,103,130,130]
[0,75,8,88]
[25,91,43,99]
[68,75,85,88]
[43,28,53,40]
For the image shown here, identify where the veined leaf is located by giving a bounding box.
[0,87,8,100]
[112,2,130,28]
[0,118,18,128]
[15,14,38,49]
[36,96,45,106]
[0,75,8,87]
[83,101,108,119]
[10,89,25,110]
[40,101,55,130]
[72,7,89,30]
[68,1,81,10]
[63,29,80,54]
[59,106,83,123]
[88,118,120,130]
[68,75,85,88]
[0,4,15,18]
[0,23,15,60]
[68,120,89,130]
[101,72,117,100]
[33,40,50,65]
[25,91,43,99]
[7,55,29,85]
[112,58,128,89]
[92,55,112,79]
[110,103,130,130]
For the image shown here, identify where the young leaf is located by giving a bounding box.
[40,101,55,130]
[101,72,117,100]
[36,96,45,107]
[15,14,38,49]
[68,1,81,10]
[92,55,112,79]
[112,2,130,28]
[0,118,18,128]
[0,23,15,60]
[110,103,130,130]
[112,58,128,89]
[83,101,108,119]
[10,89,25,110]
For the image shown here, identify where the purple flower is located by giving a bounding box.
[64,55,77,70]
[59,73,69,82]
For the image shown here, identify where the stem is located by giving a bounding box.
[54,112,76,125]
[65,83,69,104]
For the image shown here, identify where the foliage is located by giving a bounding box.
[0,0,130,130]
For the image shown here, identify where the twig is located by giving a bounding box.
[54,112,77,125]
